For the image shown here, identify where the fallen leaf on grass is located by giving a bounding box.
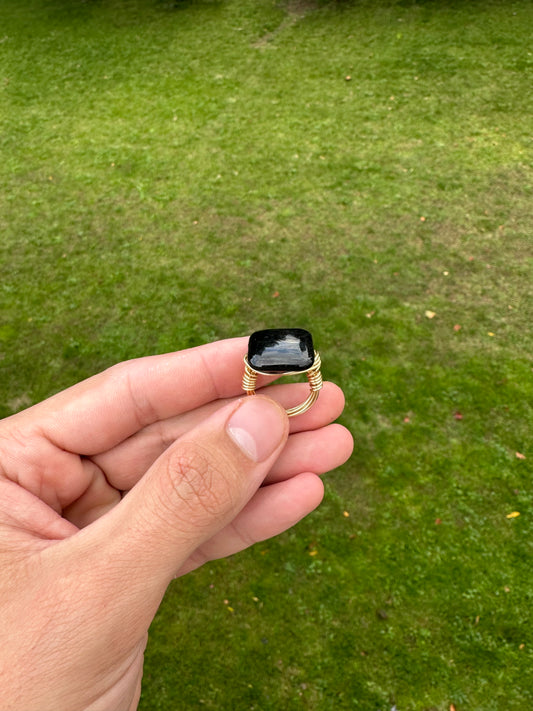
[453,412,463,420]
[506,511,520,519]
[425,310,436,319]
[516,452,526,460]
[453,324,461,332]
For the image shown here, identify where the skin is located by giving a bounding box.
[0,337,353,711]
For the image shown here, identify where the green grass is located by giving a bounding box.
[1,0,532,708]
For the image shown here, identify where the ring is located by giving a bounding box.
[242,328,323,417]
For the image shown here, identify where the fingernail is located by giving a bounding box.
[227,397,287,462]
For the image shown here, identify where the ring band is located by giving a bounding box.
[242,328,323,417]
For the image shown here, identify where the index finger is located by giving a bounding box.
[16,337,256,455]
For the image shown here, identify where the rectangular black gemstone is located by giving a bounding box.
[248,328,315,373]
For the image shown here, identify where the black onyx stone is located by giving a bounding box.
[248,328,315,373]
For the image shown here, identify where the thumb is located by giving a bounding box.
[13,396,288,711]
[75,395,288,597]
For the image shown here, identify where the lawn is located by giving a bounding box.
[1,0,532,708]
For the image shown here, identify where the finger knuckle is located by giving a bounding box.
[161,442,234,527]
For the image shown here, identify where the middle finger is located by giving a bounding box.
[92,381,346,491]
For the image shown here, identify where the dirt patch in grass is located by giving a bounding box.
[252,0,319,47]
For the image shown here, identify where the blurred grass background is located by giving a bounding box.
[1,0,532,708]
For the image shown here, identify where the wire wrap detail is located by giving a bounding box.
[241,351,323,418]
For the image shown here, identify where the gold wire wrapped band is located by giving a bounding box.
[242,351,323,417]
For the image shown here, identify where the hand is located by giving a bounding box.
[0,337,353,711]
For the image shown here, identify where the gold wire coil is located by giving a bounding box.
[242,360,259,394]
[242,351,323,418]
